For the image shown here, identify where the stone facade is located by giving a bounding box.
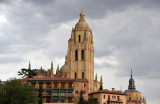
[23,10,102,104]
[89,88,127,104]
[23,78,88,104]
[33,10,102,93]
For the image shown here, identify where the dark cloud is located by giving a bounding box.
[0,1,160,103]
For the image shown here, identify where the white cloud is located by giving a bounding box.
[0,1,160,104]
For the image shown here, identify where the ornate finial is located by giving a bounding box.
[56,64,59,74]
[79,9,85,21]
[28,61,31,70]
[131,69,132,78]
[51,61,53,68]
[100,75,103,83]
[51,61,53,75]
[95,73,97,81]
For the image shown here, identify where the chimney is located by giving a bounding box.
[112,88,115,91]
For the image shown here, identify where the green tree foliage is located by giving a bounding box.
[99,84,103,91]
[38,86,43,104]
[88,98,98,104]
[18,68,38,78]
[79,90,84,104]
[78,89,98,104]
[0,78,37,104]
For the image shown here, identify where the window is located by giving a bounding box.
[75,98,79,101]
[117,96,120,101]
[61,83,65,88]
[68,93,72,96]
[112,96,116,99]
[83,83,86,87]
[68,83,72,88]
[75,72,77,79]
[104,95,105,99]
[75,50,78,61]
[129,97,131,100]
[108,95,110,100]
[75,90,79,94]
[61,93,65,96]
[54,83,58,88]
[82,72,84,79]
[53,93,58,96]
[79,35,81,42]
[75,83,78,87]
[82,91,86,94]
[46,84,50,88]
[81,50,84,60]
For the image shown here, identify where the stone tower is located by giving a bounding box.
[65,10,94,92]
[125,70,146,104]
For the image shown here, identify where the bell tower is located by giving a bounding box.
[66,10,94,92]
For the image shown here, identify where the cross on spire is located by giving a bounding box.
[79,9,85,21]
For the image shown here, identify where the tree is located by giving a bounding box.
[88,98,98,104]
[79,90,84,104]
[0,78,37,104]
[78,90,98,104]
[0,80,6,104]
[18,68,38,78]
[38,86,43,104]
[99,84,103,91]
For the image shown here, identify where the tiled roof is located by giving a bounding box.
[89,89,126,95]
[22,77,88,82]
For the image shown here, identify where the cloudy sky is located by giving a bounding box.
[0,0,160,103]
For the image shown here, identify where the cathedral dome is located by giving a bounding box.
[75,21,89,28]
[60,64,68,73]
[75,10,90,29]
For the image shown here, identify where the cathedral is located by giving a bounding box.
[33,10,102,92]
[23,10,146,104]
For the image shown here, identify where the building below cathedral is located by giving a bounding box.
[22,10,146,104]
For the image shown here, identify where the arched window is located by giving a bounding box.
[82,72,84,79]
[75,50,78,61]
[75,72,77,79]
[79,35,81,42]
[81,50,84,60]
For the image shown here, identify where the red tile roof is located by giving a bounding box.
[89,89,126,95]
[22,77,88,82]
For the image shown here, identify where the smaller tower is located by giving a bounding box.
[128,69,136,89]
[28,61,31,78]
[28,61,31,70]
[56,65,59,74]
[100,75,103,84]
[51,61,54,77]
[95,73,97,81]
[125,69,146,104]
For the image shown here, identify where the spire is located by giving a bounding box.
[28,61,31,70]
[95,73,97,81]
[131,69,132,78]
[100,75,103,83]
[40,66,43,70]
[128,69,136,89]
[79,9,85,21]
[51,61,54,76]
[56,64,59,74]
